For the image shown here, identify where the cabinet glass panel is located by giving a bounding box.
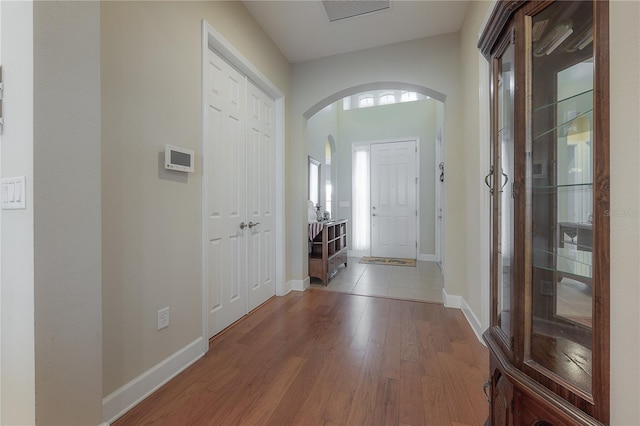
[497,42,515,340]
[529,0,594,395]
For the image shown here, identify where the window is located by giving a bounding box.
[352,145,370,252]
[308,156,321,206]
[358,94,374,108]
[401,91,418,102]
[344,90,429,111]
[379,92,396,105]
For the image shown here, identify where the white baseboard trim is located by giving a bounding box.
[102,337,207,424]
[417,254,437,262]
[442,289,486,345]
[280,279,293,295]
[288,278,307,292]
[442,288,462,308]
[461,298,486,345]
[276,279,290,296]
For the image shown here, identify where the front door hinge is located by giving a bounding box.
[511,398,514,413]
[510,336,515,350]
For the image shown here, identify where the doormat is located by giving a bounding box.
[359,257,416,267]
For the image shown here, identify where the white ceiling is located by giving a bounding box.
[242,0,471,63]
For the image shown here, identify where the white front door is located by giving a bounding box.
[246,81,276,312]
[205,49,247,337]
[370,140,418,259]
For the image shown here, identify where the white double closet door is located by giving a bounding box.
[205,48,275,338]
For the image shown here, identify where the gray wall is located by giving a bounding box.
[33,2,103,424]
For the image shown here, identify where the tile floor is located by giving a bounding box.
[309,257,444,304]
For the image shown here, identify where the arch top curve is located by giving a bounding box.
[303,81,446,119]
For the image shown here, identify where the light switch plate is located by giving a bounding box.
[2,176,26,210]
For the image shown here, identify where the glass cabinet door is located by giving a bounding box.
[493,35,516,346]
[528,0,594,396]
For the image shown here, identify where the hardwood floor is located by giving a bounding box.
[114,291,489,426]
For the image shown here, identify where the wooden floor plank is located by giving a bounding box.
[290,349,351,426]
[113,291,488,426]
[345,341,385,425]
[373,376,400,425]
[382,325,402,379]
[399,361,426,426]
[265,348,330,425]
[421,374,452,425]
[322,348,365,425]
[437,351,487,426]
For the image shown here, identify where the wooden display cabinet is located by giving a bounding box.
[479,1,609,424]
[309,220,348,285]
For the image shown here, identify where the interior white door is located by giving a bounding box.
[246,81,276,311]
[370,140,418,259]
[205,49,247,337]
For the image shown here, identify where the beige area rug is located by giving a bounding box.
[359,257,416,267]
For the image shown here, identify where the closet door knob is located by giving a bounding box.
[248,221,260,229]
[239,222,247,230]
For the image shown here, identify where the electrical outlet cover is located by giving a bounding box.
[158,307,170,330]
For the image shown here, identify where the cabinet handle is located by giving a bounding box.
[484,168,494,194]
[501,172,509,190]
[248,221,260,229]
[483,379,492,404]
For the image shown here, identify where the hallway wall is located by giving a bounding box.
[33,2,103,424]
[101,0,290,405]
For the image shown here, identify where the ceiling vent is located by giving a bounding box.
[321,0,390,23]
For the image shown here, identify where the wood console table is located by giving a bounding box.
[308,220,347,285]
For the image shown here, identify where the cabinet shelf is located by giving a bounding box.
[533,247,592,281]
[533,182,593,190]
[533,108,594,142]
[533,88,593,113]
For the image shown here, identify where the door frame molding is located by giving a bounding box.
[200,20,285,346]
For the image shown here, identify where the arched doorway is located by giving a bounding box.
[305,82,445,265]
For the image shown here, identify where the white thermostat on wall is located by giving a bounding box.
[165,144,195,173]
